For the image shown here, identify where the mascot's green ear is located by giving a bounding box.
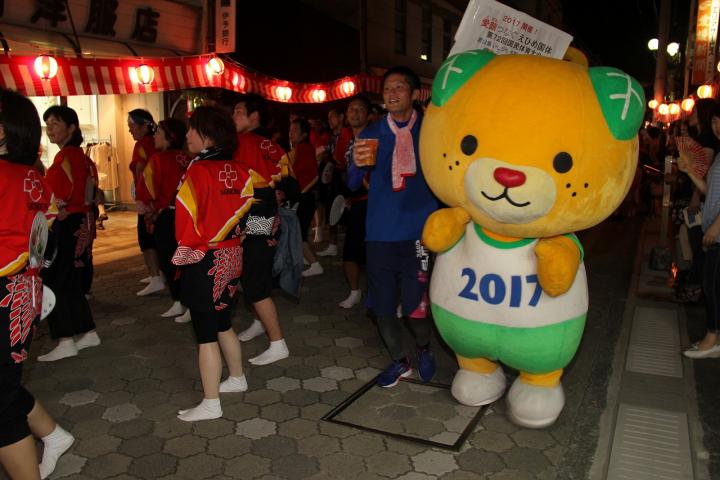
[432,49,496,107]
[588,67,645,141]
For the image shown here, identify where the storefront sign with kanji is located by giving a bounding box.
[215,0,235,53]
[4,0,199,53]
[693,0,720,84]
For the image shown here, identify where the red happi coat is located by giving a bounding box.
[288,142,318,194]
[310,129,330,152]
[129,135,156,186]
[45,146,95,213]
[232,131,284,188]
[172,155,254,265]
[136,150,190,211]
[0,160,56,365]
[331,127,353,171]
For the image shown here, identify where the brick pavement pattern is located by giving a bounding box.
[0,212,636,479]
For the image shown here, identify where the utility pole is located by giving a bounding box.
[359,0,368,73]
[683,0,698,97]
[207,0,216,53]
[655,0,672,104]
[656,0,673,245]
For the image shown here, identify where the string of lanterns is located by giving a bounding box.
[648,84,714,121]
[28,53,381,104]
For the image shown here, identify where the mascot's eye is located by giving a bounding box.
[460,135,478,156]
[553,152,573,173]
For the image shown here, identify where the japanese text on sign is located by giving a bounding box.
[215,0,235,53]
[450,0,572,59]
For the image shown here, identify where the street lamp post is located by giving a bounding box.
[652,0,672,247]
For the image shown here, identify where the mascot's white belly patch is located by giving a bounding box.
[430,223,588,329]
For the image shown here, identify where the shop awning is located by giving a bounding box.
[0,54,431,103]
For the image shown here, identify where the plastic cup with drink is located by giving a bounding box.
[354,138,379,167]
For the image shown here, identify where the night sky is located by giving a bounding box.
[562,0,692,95]
[230,0,695,101]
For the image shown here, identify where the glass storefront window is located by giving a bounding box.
[30,96,60,168]
[30,95,98,168]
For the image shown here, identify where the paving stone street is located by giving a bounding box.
[5,212,642,479]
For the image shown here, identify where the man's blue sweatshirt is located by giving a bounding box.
[350,113,439,242]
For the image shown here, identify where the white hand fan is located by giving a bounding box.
[329,195,347,226]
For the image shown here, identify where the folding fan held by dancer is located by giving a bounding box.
[677,136,711,179]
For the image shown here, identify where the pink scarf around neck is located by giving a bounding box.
[387,110,417,191]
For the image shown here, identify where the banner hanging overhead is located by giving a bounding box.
[693,0,720,84]
[450,0,572,59]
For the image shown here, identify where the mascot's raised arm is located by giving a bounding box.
[419,49,644,428]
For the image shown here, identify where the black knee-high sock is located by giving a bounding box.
[407,317,433,348]
[376,315,406,361]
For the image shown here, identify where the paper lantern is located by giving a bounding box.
[341,80,356,96]
[275,86,292,102]
[681,98,695,112]
[34,55,58,80]
[648,99,659,109]
[206,57,224,76]
[658,103,669,115]
[232,72,245,90]
[668,103,680,115]
[697,85,713,99]
[311,89,326,103]
[135,64,154,85]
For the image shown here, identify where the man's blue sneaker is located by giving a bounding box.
[416,345,436,382]
[377,357,412,388]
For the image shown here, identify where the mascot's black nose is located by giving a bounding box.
[493,167,526,188]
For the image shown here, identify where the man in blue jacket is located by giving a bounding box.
[351,66,439,387]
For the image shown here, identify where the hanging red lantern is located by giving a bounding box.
[648,99,659,110]
[134,64,155,86]
[681,98,695,112]
[310,88,326,103]
[697,85,713,99]
[34,55,58,80]
[340,80,356,96]
[680,98,695,112]
[232,72,245,91]
[275,85,292,102]
[658,103,669,115]
[206,57,225,76]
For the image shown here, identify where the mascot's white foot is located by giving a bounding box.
[451,367,506,406]
[506,378,565,429]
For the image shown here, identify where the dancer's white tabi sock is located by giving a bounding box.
[39,425,74,479]
[75,331,101,350]
[339,289,362,309]
[161,301,185,318]
[219,375,248,393]
[248,339,289,365]
[177,398,222,421]
[37,338,78,362]
[237,319,265,341]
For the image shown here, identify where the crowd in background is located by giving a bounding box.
[634,98,720,359]
[11,63,720,479]
[0,65,443,478]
